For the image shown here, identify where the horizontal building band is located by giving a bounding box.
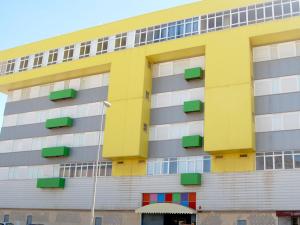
[3,101,105,128]
[152,56,205,78]
[150,105,203,125]
[254,74,300,97]
[254,56,300,80]
[253,40,300,63]
[151,88,204,109]
[149,121,203,141]
[255,111,300,133]
[0,146,101,167]
[256,130,300,152]
[4,86,108,115]
[149,139,204,158]
[0,131,102,154]
[255,92,300,115]
[152,73,204,94]
[0,116,104,141]
[0,170,299,210]
[6,74,109,102]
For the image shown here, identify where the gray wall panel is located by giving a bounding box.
[0,146,104,167]
[151,106,203,125]
[256,130,300,152]
[0,116,104,141]
[149,139,204,158]
[255,92,300,115]
[0,171,300,211]
[4,86,108,115]
[254,56,300,80]
[152,73,203,94]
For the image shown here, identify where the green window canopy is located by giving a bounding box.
[182,135,203,148]
[45,117,73,129]
[42,146,70,158]
[183,100,204,113]
[49,89,77,101]
[184,67,204,80]
[37,178,65,188]
[181,173,202,185]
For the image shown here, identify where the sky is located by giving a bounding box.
[0,0,198,129]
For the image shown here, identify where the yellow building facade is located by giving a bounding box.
[0,0,300,224]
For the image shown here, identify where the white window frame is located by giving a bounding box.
[79,41,91,58]
[47,49,58,65]
[19,56,30,72]
[63,45,75,62]
[32,53,43,69]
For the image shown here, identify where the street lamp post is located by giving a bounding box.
[89,100,111,225]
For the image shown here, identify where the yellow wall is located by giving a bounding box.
[0,0,300,175]
[211,152,256,173]
[204,32,255,165]
[112,159,147,176]
[102,49,151,160]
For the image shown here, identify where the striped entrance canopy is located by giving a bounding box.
[135,203,196,214]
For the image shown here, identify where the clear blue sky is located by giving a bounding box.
[0,0,198,129]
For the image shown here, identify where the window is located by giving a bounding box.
[256,151,300,170]
[237,220,247,225]
[3,215,9,222]
[5,59,16,74]
[33,53,43,68]
[292,0,300,15]
[256,155,264,170]
[147,156,211,176]
[95,217,102,225]
[0,61,7,75]
[79,41,91,58]
[96,37,108,55]
[47,49,58,65]
[60,161,112,178]
[26,215,32,225]
[63,45,74,62]
[19,56,29,72]
[115,33,127,50]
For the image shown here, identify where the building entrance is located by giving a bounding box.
[292,217,300,225]
[142,214,196,225]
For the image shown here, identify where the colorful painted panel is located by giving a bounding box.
[142,192,196,209]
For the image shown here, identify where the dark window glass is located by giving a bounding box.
[216,16,223,27]
[248,9,256,21]
[237,220,247,225]
[275,155,283,169]
[265,6,273,18]
[201,18,207,32]
[284,154,293,169]
[266,157,273,169]
[208,17,215,29]
[283,3,291,14]
[240,11,247,23]
[95,217,102,225]
[232,13,239,24]
[26,215,32,225]
[292,1,300,13]
[169,161,178,174]
[294,155,300,168]
[203,159,211,172]
[257,8,264,20]
[256,157,264,170]
[161,25,167,39]
[274,4,283,17]
[192,20,199,33]
[4,215,9,222]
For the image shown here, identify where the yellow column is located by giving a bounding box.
[204,31,255,172]
[102,48,151,176]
